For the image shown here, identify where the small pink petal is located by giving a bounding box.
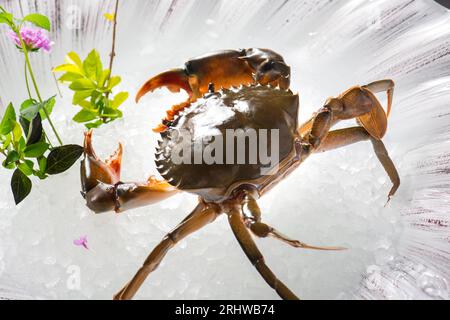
[73,236,89,250]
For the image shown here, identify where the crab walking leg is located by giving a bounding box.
[317,127,400,201]
[243,195,345,251]
[228,207,299,300]
[114,203,221,300]
[305,106,332,148]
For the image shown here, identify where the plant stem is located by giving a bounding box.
[18,34,63,146]
[105,0,120,99]
[51,66,63,98]
[24,60,32,100]
[43,131,54,148]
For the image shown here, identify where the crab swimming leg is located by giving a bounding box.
[298,79,395,141]
[242,192,345,251]
[362,79,394,118]
[316,127,400,202]
[81,130,178,213]
[296,80,399,200]
[114,202,221,300]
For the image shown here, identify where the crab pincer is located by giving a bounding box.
[135,48,291,132]
[80,130,178,213]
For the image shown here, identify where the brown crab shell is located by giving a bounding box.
[155,84,299,202]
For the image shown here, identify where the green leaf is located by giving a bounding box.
[38,156,47,173]
[90,90,102,106]
[72,109,97,123]
[85,120,103,129]
[2,160,15,169]
[10,168,32,204]
[5,150,19,165]
[24,142,49,158]
[18,137,26,152]
[20,99,40,121]
[58,72,83,82]
[64,51,83,69]
[18,161,33,176]
[102,107,122,119]
[1,133,11,149]
[107,76,121,90]
[83,50,102,81]
[34,171,47,180]
[69,79,96,91]
[112,91,129,109]
[77,100,94,111]
[12,121,22,142]
[98,69,110,88]
[23,13,51,31]
[53,63,82,74]
[20,99,38,110]
[46,144,83,175]
[40,96,56,120]
[73,90,94,104]
[0,12,14,27]
[0,103,17,135]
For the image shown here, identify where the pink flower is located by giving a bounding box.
[73,235,89,250]
[7,27,53,52]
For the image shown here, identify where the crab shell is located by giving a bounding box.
[155,84,299,202]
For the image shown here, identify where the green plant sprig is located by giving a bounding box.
[0,6,62,145]
[0,7,83,204]
[53,49,128,129]
[54,0,127,129]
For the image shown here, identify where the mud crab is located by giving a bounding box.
[80,48,400,300]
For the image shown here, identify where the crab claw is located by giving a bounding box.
[80,129,123,195]
[80,130,178,214]
[135,68,192,103]
[84,177,178,214]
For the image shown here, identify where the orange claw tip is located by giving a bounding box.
[105,142,123,178]
[152,123,168,133]
[135,68,192,104]
[83,129,97,158]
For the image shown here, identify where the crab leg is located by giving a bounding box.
[363,79,394,117]
[242,193,345,251]
[299,79,394,141]
[296,81,399,201]
[114,202,221,300]
[228,206,299,300]
[317,127,400,202]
